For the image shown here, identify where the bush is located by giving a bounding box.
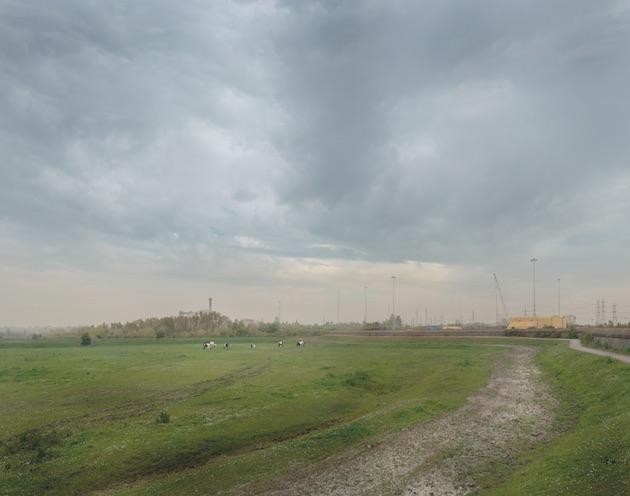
[580,333,594,346]
[260,322,280,334]
[156,411,170,424]
[155,329,165,339]
[80,333,92,346]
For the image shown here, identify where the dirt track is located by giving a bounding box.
[237,346,555,496]
[569,339,630,364]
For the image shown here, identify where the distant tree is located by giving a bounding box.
[80,333,92,346]
[260,321,280,334]
[155,329,166,339]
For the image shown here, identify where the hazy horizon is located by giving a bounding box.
[2,1,630,327]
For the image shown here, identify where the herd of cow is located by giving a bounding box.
[202,339,305,350]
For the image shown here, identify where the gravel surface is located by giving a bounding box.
[237,346,556,496]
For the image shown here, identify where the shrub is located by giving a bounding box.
[156,411,170,424]
[580,333,594,346]
[80,333,92,346]
[260,322,280,334]
[155,329,166,339]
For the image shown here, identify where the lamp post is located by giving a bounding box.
[530,258,538,318]
[363,286,368,323]
[391,275,396,330]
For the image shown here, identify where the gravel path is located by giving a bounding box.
[569,339,630,364]
[235,346,555,496]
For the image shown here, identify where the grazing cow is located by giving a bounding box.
[250,343,256,350]
[203,341,216,350]
[277,340,284,348]
[297,339,305,347]
[224,342,230,350]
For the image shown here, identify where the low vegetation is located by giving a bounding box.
[1,337,628,495]
[0,337,498,495]
[484,342,630,495]
[579,332,630,355]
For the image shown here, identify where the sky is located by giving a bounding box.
[1,0,630,327]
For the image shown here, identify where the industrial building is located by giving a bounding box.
[507,315,567,330]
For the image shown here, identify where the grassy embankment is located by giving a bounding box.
[578,333,630,356]
[482,341,630,495]
[0,337,499,496]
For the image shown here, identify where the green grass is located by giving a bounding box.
[482,342,630,496]
[0,337,499,496]
[4,337,628,495]
[579,333,630,356]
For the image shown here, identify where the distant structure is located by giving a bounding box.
[493,273,508,325]
[596,300,601,325]
[507,315,567,330]
[443,324,463,330]
[209,298,213,313]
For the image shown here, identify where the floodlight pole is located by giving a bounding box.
[364,286,368,323]
[530,258,538,318]
[391,276,396,330]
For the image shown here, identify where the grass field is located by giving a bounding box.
[1,336,628,496]
[0,337,499,496]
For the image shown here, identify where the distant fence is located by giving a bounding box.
[580,327,630,339]
[329,326,630,341]
[579,327,630,352]
[329,328,506,338]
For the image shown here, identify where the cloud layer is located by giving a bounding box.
[1,1,630,325]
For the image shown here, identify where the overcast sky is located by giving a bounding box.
[1,0,630,327]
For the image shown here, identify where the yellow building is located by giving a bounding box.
[507,315,567,329]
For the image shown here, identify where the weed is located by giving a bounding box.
[156,411,171,424]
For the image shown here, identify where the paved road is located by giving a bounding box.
[569,339,630,364]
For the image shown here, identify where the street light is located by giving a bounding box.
[363,286,368,323]
[530,258,538,317]
[391,275,396,330]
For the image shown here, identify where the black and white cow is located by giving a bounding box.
[224,342,230,350]
[250,343,256,350]
[277,340,284,348]
[297,339,305,347]
[203,341,216,350]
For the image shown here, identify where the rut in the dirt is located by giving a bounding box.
[239,346,556,496]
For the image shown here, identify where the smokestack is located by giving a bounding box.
[208,298,213,314]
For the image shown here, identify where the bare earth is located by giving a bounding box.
[236,346,556,496]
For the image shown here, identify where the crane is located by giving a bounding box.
[493,273,509,325]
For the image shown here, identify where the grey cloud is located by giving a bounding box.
[270,0,630,265]
[1,1,630,325]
